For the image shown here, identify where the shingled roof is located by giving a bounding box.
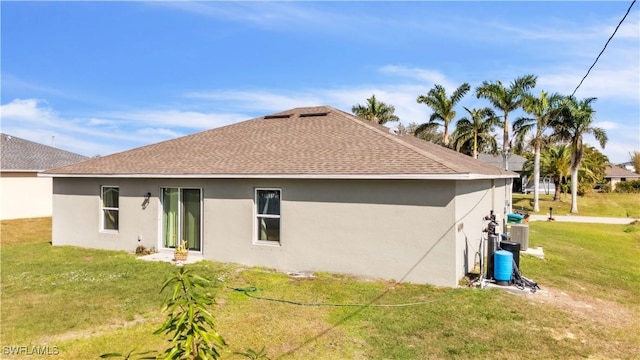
[1,133,89,172]
[605,164,640,179]
[44,106,516,180]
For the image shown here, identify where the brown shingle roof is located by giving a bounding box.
[44,106,516,179]
[605,165,640,179]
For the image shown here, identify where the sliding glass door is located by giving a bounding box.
[162,188,201,251]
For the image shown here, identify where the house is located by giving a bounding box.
[605,164,640,191]
[615,161,636,173]
[0,133,88,220]
[477,153,527,193]
[43,106,516,286]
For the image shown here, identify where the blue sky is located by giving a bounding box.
[2,1,638,164]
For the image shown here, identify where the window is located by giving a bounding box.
[255,189,281,243]
[101,186,119,231]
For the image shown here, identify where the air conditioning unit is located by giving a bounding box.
[509,224,529,250]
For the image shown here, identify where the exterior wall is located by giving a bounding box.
[52,178,161,251]
[52,177,501,286]
[209,179,457,286]
[454,179,502,281]
[0,173,53,220]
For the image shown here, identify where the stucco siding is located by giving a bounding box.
[52,178,161,251]
[207,179,458,286]
[454,180,501,281]
[1,175,53,220]
[52,177,501,286]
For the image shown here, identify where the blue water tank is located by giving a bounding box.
[494,250,513,283]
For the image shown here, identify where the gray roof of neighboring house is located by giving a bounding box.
[477,153,527,172]
[605,164,640,179]
[44,106,517,180]
[1,133,89,171]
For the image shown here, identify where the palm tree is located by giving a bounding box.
[630,151,640,175]
[396,122,444,144]
[475,74,537,167]
[554,96,608,213]
[579,145,609,192]
[451,107,500,158]
[537,144,571,201]
[513,91,564,211]
[416,83,471,147]
[351,95,400,125]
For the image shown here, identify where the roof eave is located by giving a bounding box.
[2,169,43,173]
[40,172,518,180]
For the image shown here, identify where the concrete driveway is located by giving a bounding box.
[528,214,636,224]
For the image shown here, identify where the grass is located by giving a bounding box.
[513,192,640,218]
[1,217,639,359]
[521,221,640,306]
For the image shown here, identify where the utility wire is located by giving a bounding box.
[572,0,637,97]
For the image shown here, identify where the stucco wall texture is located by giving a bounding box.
[52,177,506,287]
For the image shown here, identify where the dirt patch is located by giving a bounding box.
[524,286,638,329]
[38,315,155,344]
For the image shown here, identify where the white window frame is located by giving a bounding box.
[100,185,119,233]
[254,188,281,246]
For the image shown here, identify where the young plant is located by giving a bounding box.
[235,346,271,360]
[153,267,226,359]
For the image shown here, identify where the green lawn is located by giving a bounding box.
[513,192,640,218]
[1,217,639,359]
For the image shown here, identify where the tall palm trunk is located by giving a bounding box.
[533,145,541,212]
[570,141,583,213]
[443,126,450,147]
[503,113,509,153]
[472,132,478,159]
[570,164,579,213]
[553,178,562,201]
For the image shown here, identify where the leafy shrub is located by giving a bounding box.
[614,180,640,193]
[135,245,151,255]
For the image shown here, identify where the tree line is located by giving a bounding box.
[351,75,615,213]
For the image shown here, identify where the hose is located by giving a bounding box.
[228,286,457,307]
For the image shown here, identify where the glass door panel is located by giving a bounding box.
[162,188,201,251]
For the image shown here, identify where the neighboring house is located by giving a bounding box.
[1,133,88,220]
[605,164,640,191]
[615,161,636,174]
[477,153,526,193]
[43,106,516,286]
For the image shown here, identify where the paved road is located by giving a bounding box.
[528,214,636,224]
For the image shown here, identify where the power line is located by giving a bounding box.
[571,0,637,97]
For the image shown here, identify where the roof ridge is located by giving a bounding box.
[333,108,462,173]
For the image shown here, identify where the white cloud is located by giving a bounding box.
[594,121,618,130]
[0,98,54,122]
[0,98,249,156]
[378,65,456,89]
[185,91,324,113]
[149,1,356,33]
[106,109,247,130]
[135,128,184,138]
[87,118,117,127]
[539,65,639,102]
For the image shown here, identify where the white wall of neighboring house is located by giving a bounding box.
[0,173,53,220]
